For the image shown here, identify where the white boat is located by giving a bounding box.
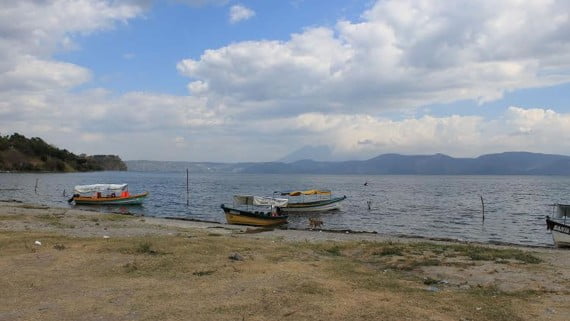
[554,203,570,219]
[68,184,148,205]
[546,216,570,248]
[275,189,346,213]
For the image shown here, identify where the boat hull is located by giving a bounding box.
[281,196,346,213]
[546,216,570,248]
[221,205,287,226]
[552,230,570,248]
[73,192,148,205]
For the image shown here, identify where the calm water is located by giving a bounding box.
[0,172,564,247]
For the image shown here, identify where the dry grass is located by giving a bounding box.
[1,229,566,321]
[0,205,567,321]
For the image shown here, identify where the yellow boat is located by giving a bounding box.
[221,195,289,226]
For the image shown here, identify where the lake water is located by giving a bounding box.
[0,171,565,247]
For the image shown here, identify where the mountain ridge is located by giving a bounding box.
[126,151,570,175]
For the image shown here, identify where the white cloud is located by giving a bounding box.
[229,5,255,24]
[0,0,143,93]
[179,0,570,117]
[281,107,570,159]
[172,0,229,7]
[3,0,570,161]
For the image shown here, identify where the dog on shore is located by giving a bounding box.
[308,218,324,230]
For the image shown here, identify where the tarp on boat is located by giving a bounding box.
[233,195,288,207]
[74,184,128,194]
[253,196,288,207]
[278,189,331,196]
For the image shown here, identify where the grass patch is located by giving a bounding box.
[363,241,542,264]
[291,280,330,295]
[0,214,26,221]
[373,245,404,256]
[193,270,216,276]
[123,261,138,273]
[135,241,159,255]
[99,214,134,222]
[36,214,75,228]
[324,245,342,256]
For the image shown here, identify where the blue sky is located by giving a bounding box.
[57,1,370,95]
[2,0,570,162]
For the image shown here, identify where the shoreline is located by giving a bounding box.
[2,199,556,249]
[1,200,569,320]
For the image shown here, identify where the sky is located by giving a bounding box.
[1,0,570,162]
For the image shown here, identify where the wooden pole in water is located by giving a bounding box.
[480,195,485,222]
[34,178,38,194]
[186,168,189,206]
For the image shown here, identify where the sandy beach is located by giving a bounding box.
[1,200,569,321]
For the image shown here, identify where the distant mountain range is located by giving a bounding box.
[126,152,570,175]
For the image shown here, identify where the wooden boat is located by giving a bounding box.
[275,189,346,213]
[69,184,148,205]
[221,195,288,226]
[546,216,570,248]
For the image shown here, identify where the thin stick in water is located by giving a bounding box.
[186,168,189,206]
[480,195,485,222]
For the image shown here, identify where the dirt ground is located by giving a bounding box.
[0,201,569,321]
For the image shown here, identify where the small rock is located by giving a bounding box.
[476,307,482,311]
[229,253,244,261]
[425,286,439,292]
[53,244,65,250]
[103,235,110,239]
[458,284,471,290]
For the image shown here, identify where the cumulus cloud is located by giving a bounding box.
[3,0,570,161]
[179,0,570,117]
[229,5,255,24]
[0,0,143,93]
[281,107,570,159]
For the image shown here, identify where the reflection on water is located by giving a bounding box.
[0,171,565,246]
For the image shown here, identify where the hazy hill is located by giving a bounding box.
[0,133,126,172]
[277,145,334,163]
[127,151,570,175]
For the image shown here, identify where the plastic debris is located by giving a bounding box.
[103,235,110,239]
[34,240,42,246]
